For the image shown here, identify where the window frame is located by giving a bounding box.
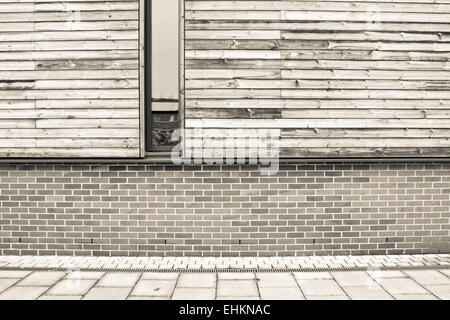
[142,0,184,156]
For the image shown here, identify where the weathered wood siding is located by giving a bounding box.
[184,0,450,158]
[0,0,140,158]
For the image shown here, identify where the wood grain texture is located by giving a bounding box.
[185,0,450,158]
[0,0,141,158]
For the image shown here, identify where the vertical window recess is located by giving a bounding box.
[145,0,180,152]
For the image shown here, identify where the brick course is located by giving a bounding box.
[0,162,449,257]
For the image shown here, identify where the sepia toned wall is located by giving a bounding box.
[0,1,449,258]
[184,0,450,158]
[0,0,141,158]
[1,0,450,159]
[0,162,449,256]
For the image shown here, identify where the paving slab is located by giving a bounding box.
[423,285,450,300]
[218,273,255,280]
[306,295,349,300]
[296,279,346,297]
[367,271,406,279]
[439,270,450,277]
[172,288,215,300]
[96,272,140,287]
[38,295,82,300]
[0,286,48,300]
[65,272,105,280]
[0,271,31,279]
[217,280,259,298]
[376,278,430,295]
[256,273,298,288]
[259,287,305,300]
[404,270,450,286]
[393,294,438,300]
[16,272,66,287]
[131,280,176,297]
[127,296,170,300]
[46,279,96,296]
[141,272,179,280]
[293,272,332,280]
[0,279,20,294]
[217,296,260,300]
[177,273,216,288]
[342,285,393,300]
[332,272,377,287]
[83,287,132,300]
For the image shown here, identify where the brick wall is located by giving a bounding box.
[0,162,449,257]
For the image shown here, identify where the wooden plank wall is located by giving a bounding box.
[184,0,450,158]
[0,0,140,158]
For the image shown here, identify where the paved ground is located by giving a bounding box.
[0,269,449,300]
[1,254,449,270]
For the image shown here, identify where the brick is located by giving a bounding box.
[0,163,449,256]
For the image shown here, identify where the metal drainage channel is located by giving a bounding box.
[0,265,449,273]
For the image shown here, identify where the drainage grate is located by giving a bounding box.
[0,265,449,273]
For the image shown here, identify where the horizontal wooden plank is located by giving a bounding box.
[281,90,450,99]
[0,2,138,13]
[0,11,138,22]
[281,60,450,71]
[185,137,450,148]
[0,100,35,110]
[186,30,281,40]
[281,11,450,23]
[186,10,450,23]
[0,50,139,61]
[187,69,281,79]
[0,70,138,80]
[0,80,139,90]
[186,118,450,129]
[186,21,450,33]
[280,147,450,158]
[186,59,282,69]
[186,1,450,13]
[0,109,139,119]
[186,59,450,70]
[282,128,450,138]
[0,148,140,158]
[186,89,450,99]
[0,31,137,42]
[0,120,35,129]
[186,89,281,99]
[186,128,450,139]
[186,108,448,119]
[35,99,139,109]
[0,40,138,51]
[186,108,282,119]
[282,50,450,61]
[185,128,282,138]
[188,69,450,80]
[186,40,450,51]
[35,138,139,148]
[35,119,139,129]
[185,99,450,109]
[34,21,139,31]
[0,89,139,99]
[0,128,139,138]
[186,50,281,59]
[186,11,281,21]
[185,79,450,90]
[0,138,138,148]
